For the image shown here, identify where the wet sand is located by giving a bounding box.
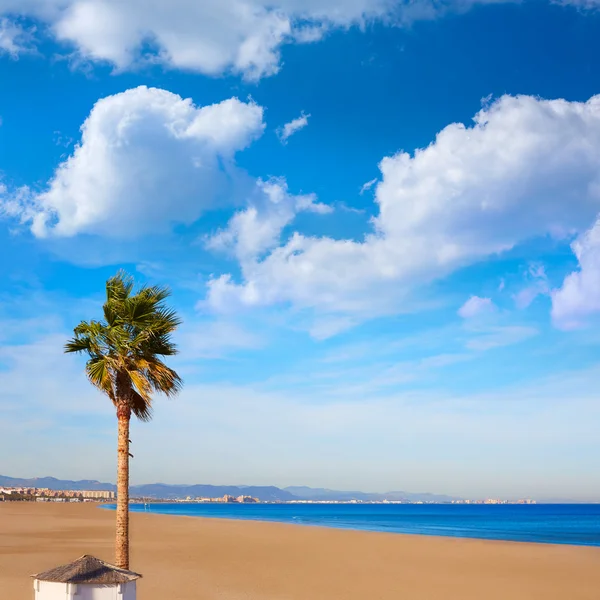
[1,502,599,599]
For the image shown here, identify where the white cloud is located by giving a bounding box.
[207,94,600,328]
[552,218,600,329]
[458,296,495,319]
[514,263,549,310]
[206,177,332,265]
[1,184,32,223]
[456,297,537,350]
[360,178,378,195]
[0,0,526,80]
[277,112,310,144]
[0,18,33,56]
[465,325,538,351]
[177,320,265,359]
[308,315,361,340]
[555,0,600,8]
[514,287,541,310]
[0,333,110,417]
[8,86,265,238]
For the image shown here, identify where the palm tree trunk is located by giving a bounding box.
[116,404,131,569]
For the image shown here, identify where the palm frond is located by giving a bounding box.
[129,389,153,422]
[140,332,179,357]
[128,369,153,402]
[106,270,134,303]
[66,270,183,422]
[138,284,171,305]
[86,356,115,401]
[103,303,119,327]
[140,357,183,397]
[154,306,182,330]
[65,335,93,355]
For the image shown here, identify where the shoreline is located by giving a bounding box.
[101,502,600,548]
[122,508,599,549]
[2,502,599,599]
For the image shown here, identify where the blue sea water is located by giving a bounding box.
[105,503,600,547]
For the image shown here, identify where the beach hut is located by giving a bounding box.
[32,555,141,599]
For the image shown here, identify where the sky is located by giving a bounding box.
[1,0,600,502]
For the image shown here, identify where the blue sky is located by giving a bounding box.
[1,0,600,501]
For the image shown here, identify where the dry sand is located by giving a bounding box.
[1,502,599,599]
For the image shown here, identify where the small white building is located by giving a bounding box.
[32,555,141,600]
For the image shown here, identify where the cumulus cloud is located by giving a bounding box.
[458,296,495,319]
[552,219,600,329]
[207,94,600,328]
[277,112,310,144]
[8,86,265,238]
[206,177,332,265]
[0,0,526,80]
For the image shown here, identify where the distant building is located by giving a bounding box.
[80,490,115,500]
[0,487,115,501]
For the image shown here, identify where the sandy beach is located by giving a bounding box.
[1,503,599,599]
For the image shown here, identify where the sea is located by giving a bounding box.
[105,503,600,547]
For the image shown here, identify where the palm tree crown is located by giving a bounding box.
[65,271,182,419]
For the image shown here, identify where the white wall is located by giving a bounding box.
[34,580,136,600]
[78,582,136,599]
[34,581,69,600]
[121,582,137,600]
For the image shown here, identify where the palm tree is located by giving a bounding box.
[65,271,182,569]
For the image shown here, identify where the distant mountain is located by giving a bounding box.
[130,484,295,502]
[284,486,458,503]
[0,475,457,502]
[285,486,377,502]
